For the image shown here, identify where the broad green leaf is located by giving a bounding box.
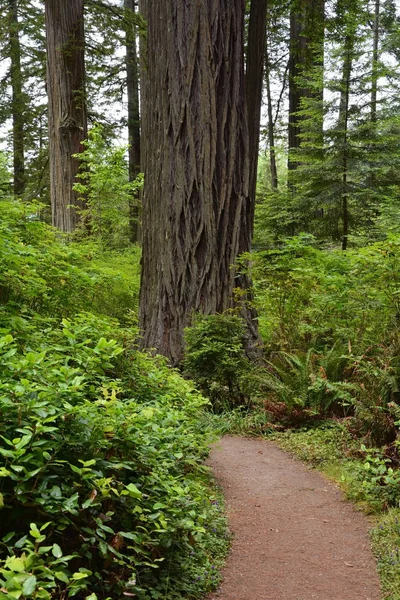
[125,483,142,498]
[52,543,63,558]
[72,572,89,580]
[5,556,26,573]
[55,571,69,584]
[2,531,15,543]
[22,575,37,596]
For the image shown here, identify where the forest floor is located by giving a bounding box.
[206,436,382,600]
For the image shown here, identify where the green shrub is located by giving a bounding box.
[0,201,140,322]
[73,124,143,250]
[184,312,254,411]
[0,313,228,599]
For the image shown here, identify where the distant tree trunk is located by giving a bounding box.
[8,0,25,196]
[125,0,141,244]
[288,0,325,173]
[338,34,354,251]
[371,0,380,124]
[265,38,278,190]
[139,0,251,364]
[45,0,87,232]
[246,0,267,205]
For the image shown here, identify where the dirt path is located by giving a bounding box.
[206,436,381,600]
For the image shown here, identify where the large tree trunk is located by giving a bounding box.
[125,0,141,244]
[288,0,324,173]
[139,0,250,364]
[45,0,87,233]
[8,0,25,196]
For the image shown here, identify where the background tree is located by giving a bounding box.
[0,0,47,200]
[7,0,25,195]
[45,0,87,232]
[288,0,325,174]
[125,0,141,243]
[139,0,251,364]
[246,0,267,207]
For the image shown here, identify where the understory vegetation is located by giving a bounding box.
[0,201,229,600]
[183,234,400,599]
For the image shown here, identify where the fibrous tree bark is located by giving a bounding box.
[45,0,87,232]
[124,0,141,244]
[8,0,25,196]
[139,0,252,364]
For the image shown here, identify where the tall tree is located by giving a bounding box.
[125,0,141,243]
[288,0,325,173]
[371,0,380,124]
[139,0,251,364]
[246,0,267,205]
[45,0,87,232]
[8,0,25,196]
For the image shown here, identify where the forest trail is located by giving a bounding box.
[206,436,381,600]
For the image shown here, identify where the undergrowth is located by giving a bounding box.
[0,201,229,600]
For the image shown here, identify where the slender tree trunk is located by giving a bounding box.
[125,0,141,244]
[288,0,325,174]
[139,0,250,364]
[339,35,353,251]
[8,0,25,196]
[45,0,87,233]
[246,0,267,205]
[371,0,380,124]
[265,38,278,190]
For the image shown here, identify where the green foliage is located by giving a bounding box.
[74,124,143,249]
[0,201,229,599]
[273,421,356,465]
[0,153,11,199]
[248,235,400,429]
[263,347,355,418]
[0,200,140,321]
[184,313,255,411]
[0,314,228,599]
[371,509,400,600]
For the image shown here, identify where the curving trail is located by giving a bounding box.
[206,436,381,600]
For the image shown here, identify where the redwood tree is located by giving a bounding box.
[139,0,251,364]
[45,0,87,232]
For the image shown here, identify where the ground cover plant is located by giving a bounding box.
[0,202,229,600]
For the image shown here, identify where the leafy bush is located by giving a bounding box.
[0,314,228,599]
[184,313,255,411]
[73,124,143,249]
[0,201,140,322]
[249,234,400,431]
[0,202,229,599]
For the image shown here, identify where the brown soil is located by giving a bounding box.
[206,436,381,600]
